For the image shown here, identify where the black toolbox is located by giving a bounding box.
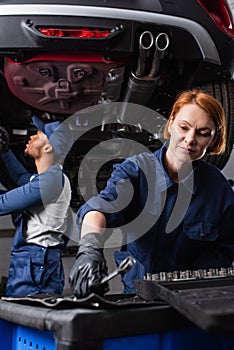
[135,274,234,334]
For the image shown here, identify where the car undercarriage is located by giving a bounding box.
[0,0,234,210]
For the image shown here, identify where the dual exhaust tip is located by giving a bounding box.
[136,31,170,78]
[139,31,169,52]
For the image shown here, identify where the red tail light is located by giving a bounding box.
[197,0,234,39]
[38,27,112,39]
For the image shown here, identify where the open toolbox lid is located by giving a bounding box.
[135,276,234,334]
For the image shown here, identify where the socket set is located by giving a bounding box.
[144,266,234,282]
[135,267,234,334]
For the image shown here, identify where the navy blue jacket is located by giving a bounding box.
[78,145,234,293]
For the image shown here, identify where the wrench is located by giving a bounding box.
[100,256,136,285]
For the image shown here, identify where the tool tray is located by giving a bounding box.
[135,276,234,334]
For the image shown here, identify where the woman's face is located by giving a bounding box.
[168,103,216,162]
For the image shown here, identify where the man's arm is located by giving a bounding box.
[0,127,31,185]
[0,126,31,186]
[0,167,64,215]
[1,150,32,185]
[0,176,42,215]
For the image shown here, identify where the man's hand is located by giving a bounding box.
[0,127,9,154]
[69,233,109,298]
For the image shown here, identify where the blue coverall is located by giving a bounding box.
[0,150,72,297]
[78,145,234,293]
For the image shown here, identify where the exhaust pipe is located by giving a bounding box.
[135,31,154,77]
[149,32,169,78]
[119,32,169,123]
[122,32,169,103]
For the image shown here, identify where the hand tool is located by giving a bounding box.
[100,255,136,285]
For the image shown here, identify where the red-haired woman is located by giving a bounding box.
[70,89,234,297]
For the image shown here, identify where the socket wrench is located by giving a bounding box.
[100,255,136,285]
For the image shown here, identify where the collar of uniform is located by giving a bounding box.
[154,144,174,192]
[31,164,63,178]
[180,166,197,194]
[155,143,197,194]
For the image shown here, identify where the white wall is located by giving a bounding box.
[228,0,234,12]
[222,146,234,184]
[0,184,14,281]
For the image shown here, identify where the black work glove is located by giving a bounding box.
[0,126,9,154]
[69,233,109,298]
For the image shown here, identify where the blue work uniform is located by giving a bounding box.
[78,145,234,293]
[0,150,73,297]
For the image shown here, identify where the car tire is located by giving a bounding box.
[198,80,234,169]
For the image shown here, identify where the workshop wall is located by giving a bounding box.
[222,146,234,186]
